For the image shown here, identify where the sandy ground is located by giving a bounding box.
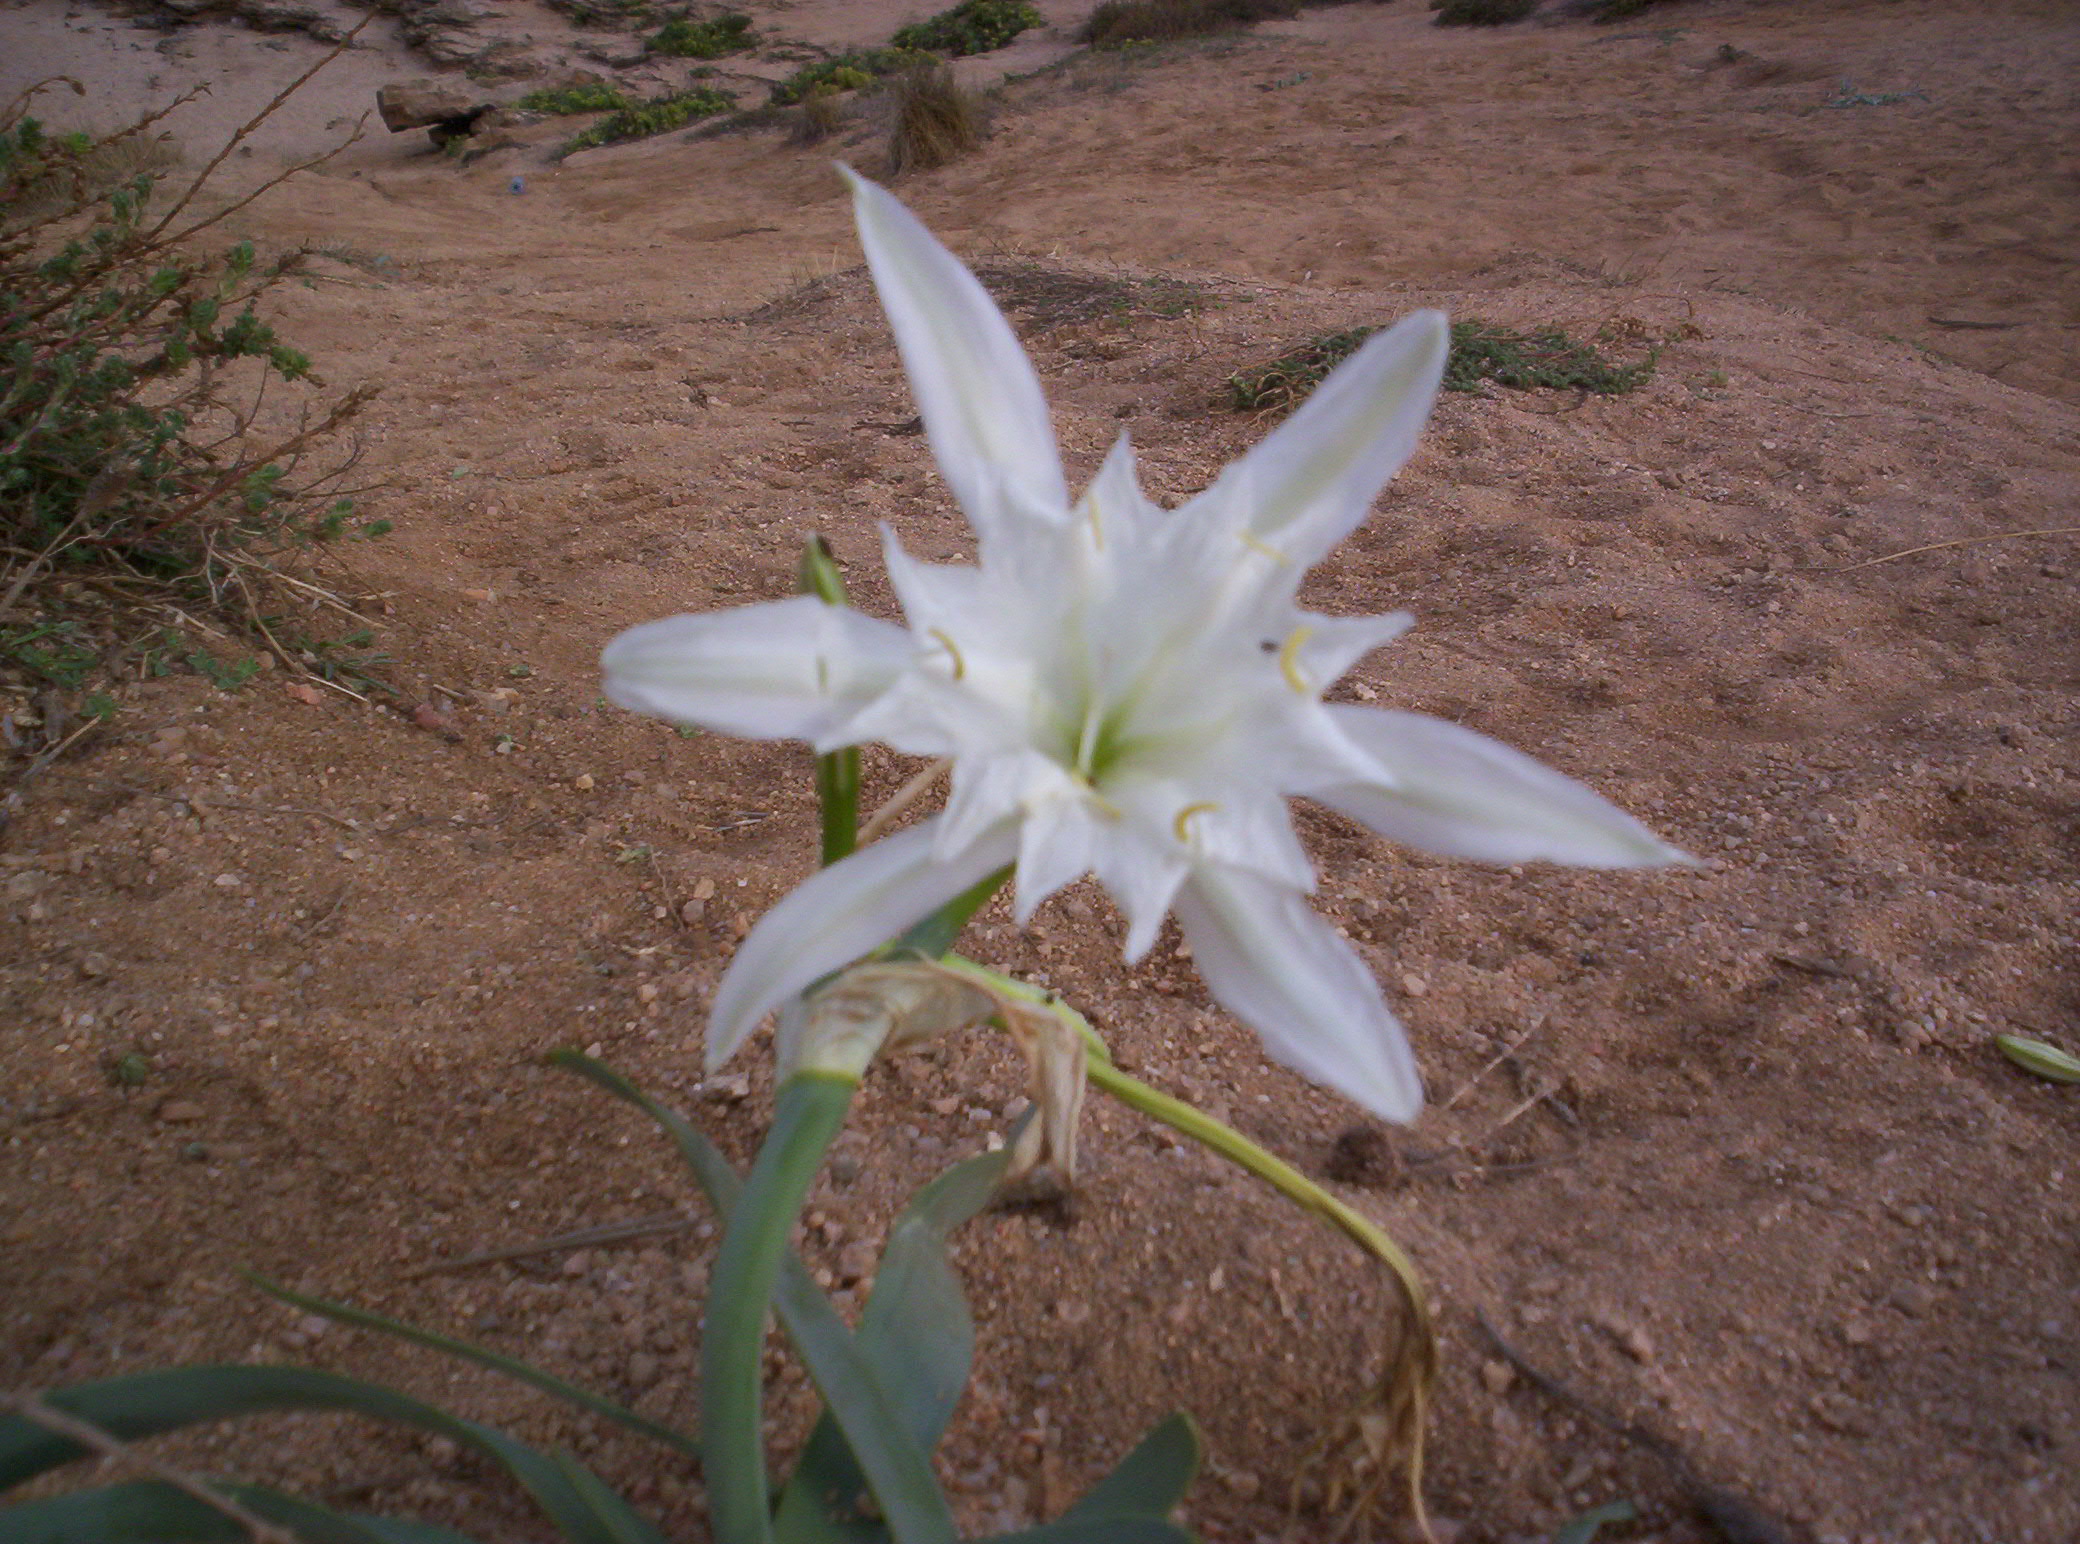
[3,2,2078,1542]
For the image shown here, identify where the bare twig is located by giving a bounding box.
[1474,1314,1794,1544]
[1439,1016,1547,1112]
[1,1389,300,1544]
[145,15,372,245]
[407,1212,691,1279]
[858,756,952,844]
[1805,526,2080,573]
[92,781,360,832]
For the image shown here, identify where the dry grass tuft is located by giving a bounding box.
[789,87,846,146]
[885,63,983,176]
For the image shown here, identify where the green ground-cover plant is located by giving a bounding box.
[770,48,937,105]
[1431,0,1538,25]
[892,0,1044,57]
[976,260,1215,329]
[1228,317,1658,413]
[647,10,755,59]
[517,82,634,115]
[560,86,736,152]
[1,65,380,733]
[1082,0,1300,47]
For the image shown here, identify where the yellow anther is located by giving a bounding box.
[1173,801,1218,843]
[927,628,966,681]
[1278,626,1314,694]
[1241,532,1290,564]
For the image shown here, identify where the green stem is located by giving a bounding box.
[815,746,860,867]
[701,1070,857,1543]
[797,533,860,866]
[940,953,1433,1342]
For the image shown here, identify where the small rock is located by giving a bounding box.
[158,1098,206,1123]
[376,77,488,133]
[1400,972,1429,998]
[678,897,706,924]
[411,702,460,735]
[573,773,596,791]
[1324,1124,1399,1187]
[1480,1358,1516,1395]
[213,872,243,889]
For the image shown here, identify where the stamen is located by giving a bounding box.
[1278,626,1314,694]
[1173,800,1218,842]
[1241,532,1290,564]
[927,627,966,681]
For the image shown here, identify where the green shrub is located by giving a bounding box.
[516,82,633,114]
[1432,0,1538,23]
[770,48,937,105]
[1081,0,1299,48]
[1,91,375,710]
[560,86,736,152]
[646,10,754,58]
[893,0,1044,56]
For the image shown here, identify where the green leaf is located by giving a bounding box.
[553,1054,955,1544]
[1995,1033,2080,1084]
[1553,1498,1637,1544]
[243,1273,697,1456]
[0,1479,486,1543]
[706,1073,955,1544]
[0,1367,664,1544]
[883,866,1011,960]
[1059,1413,1200,1521]
[975,1520,1198,1544]
[774,1138,1018,1538]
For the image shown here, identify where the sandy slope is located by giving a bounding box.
[3,2,2077,1542]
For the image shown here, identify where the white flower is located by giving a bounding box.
[602,170,1690,1122]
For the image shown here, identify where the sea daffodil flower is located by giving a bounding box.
[603,170,1689,1122]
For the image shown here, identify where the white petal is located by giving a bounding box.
[602,596,911,742]
[1034,778,1189,960]
[706,816,1018,1070]
[1185,310,1448,569]
[1316,705,1694,868]
[1012,788,1102,921]
[843,168,1069,538]
[937,746,1064,859]
[1293,610,1415,694]
[1172,866,1423,1123]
